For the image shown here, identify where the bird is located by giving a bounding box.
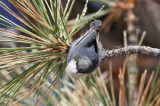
[66,19,104,79]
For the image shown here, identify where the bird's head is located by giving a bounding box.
[90,19,102,31]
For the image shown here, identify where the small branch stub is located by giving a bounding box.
[103,45,160,60]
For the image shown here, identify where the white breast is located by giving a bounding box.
[66,59,90,79]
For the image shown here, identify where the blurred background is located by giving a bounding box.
[0,0,160,105]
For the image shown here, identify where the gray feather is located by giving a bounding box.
[67,19,104,75]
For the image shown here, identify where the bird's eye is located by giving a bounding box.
[79,67,82,70]
[90,19,96,22]
[78,67,84,73]
[97,26,101,31]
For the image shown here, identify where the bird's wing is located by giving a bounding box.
[72,29,98,47]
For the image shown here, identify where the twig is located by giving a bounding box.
[103,45,160,60]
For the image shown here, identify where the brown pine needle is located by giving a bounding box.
[0,57,49,70]
[0,49,52,60]
[109,61,116,106]
[1,63,47,103]
[0,28,44,43]
[44,84,57,106]
[97,67,110,103]
[153,81,160,102]
[93,69,111,105]
[6,56,57,71]
[35,73,61,106]
[139,71,155,106]
[136,70,147,105]
[75,89,87,106]
[0,1,30,26]
[10,60,63,106]
[155,98,160,106]
[8,0,52,29]
[0,2,50,42]
[79,80,96,106]
[10,75,50,106]
[118,68,127,106]
[0,0,55,44]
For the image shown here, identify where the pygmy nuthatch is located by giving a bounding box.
[66,19,104,79]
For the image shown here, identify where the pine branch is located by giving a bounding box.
[103,45,160,60]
